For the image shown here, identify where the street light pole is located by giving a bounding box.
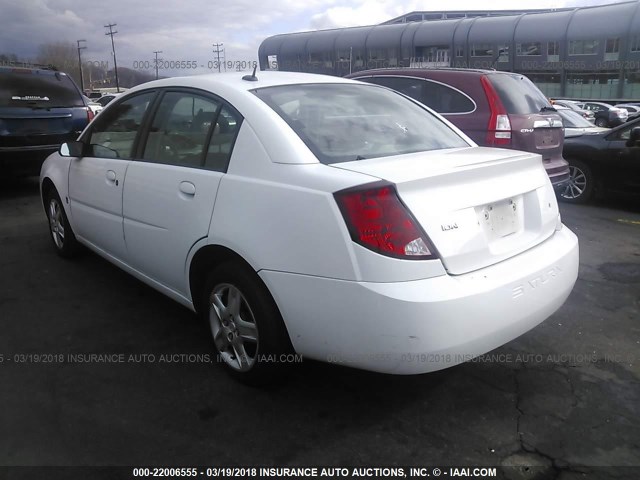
[153,50,163,79]
[77,39,86,92]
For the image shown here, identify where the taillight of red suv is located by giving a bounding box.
[334,182,438,260]
[481,76,511,147]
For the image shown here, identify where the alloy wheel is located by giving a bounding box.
[561,165,588,200]
[209,283,259,372]
[48,198,65,249]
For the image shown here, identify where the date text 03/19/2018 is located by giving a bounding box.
[131,60,258,71]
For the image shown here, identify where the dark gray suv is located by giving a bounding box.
[347,68,569,188]
[0,65,94,177]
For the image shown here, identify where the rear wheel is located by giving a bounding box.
[559,159,594,204]
[201,262,293,385]
[595,117,608,128]
[45,189,79,257]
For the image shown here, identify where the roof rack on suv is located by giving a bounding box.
[0,62,58,71]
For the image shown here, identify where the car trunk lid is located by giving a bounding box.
[332,147,559,275]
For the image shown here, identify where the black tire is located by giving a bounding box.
[558,159,595,204]
[201,261,294,385]
[595,117,608,128]
[44,188,79,258]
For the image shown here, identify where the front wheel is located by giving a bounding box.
[201,262,294,385]
[559,159,595,204]
[45,189,79,257]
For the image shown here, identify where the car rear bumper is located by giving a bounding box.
[260,226,579,374]
[0,147,58,176]
[546,162,570,188]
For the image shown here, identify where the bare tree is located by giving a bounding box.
[0,53,21,65]
[37,42,80,83]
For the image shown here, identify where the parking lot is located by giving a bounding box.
[0,177,638,477]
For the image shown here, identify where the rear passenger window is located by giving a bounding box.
[363,77,424,103]
[361,76,475,114]
[204,106,242,172]
[421,81,475,114]
[88,92,155,159]
[143,92,221,168]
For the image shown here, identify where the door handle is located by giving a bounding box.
[179,181,196,196]
[106,170,119,186]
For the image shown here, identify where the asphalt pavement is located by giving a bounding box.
[0,177,638,479]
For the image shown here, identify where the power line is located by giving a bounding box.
[212,43,225,73]
[105,23,120,92]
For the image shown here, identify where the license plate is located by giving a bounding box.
[481,198,517,237]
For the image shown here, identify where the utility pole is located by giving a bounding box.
[153,50,163,79]
[105,23,120,92]
[212,43,224,73]
[76,39,86,92]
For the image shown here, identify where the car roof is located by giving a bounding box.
[127,71,355,95]
[121,71,362,119]
[347,67,516,78]
[115,71,371,165]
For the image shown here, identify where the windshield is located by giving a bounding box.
[488,73,552,115]
[0,69,84,108]
[557,108,593,128]
[253,83,469,164]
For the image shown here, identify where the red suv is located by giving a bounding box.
[347,68,569,188]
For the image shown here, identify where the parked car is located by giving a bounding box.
[552,100,595,123]
[615,104,640,123]
[347,68,569,188]
[86,91,103,99]
[575,101,628,128]
[560,117,640,203]
[554,105,608,138]
[94,93,119,107]
[82,95,104,116]
[40,72,579,383]
[0,65,94,176]
[615,104,640,115]
[628,111,640,123]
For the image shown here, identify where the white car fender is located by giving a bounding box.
[40,153,73,224]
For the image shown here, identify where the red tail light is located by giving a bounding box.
[86,107,95,122]
[334,182,437,260]
[481,76,511,146]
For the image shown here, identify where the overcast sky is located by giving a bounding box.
[0,0,624,76]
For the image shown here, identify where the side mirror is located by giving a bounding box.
[59,141,84,157]
[625,127,640,148]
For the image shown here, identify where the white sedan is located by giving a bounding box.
[40,71,579,384]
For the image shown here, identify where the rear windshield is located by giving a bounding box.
[253,83,469,164]
[488,73,552,115]
[557,109,593,128]
[0,69,83,107]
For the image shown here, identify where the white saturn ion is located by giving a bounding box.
[40,71,579,384]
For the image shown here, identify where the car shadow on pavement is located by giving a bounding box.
[0,176,40,200]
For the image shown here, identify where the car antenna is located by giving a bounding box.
[242,65,258,82]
